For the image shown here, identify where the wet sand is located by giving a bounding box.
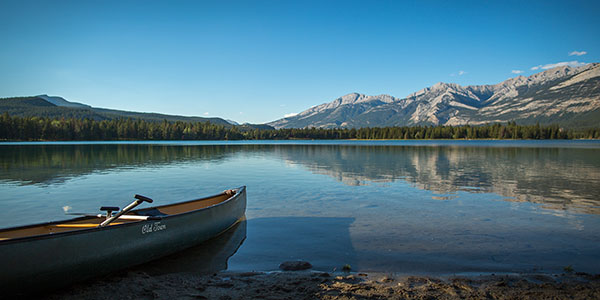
[45,270,600,300]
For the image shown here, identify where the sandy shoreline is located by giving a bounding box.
[41,270,600,300]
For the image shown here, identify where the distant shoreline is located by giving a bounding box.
[1,114,599,141]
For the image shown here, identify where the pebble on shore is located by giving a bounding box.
[278,260,313,271]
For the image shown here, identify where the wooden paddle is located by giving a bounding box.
[99,194,154,227]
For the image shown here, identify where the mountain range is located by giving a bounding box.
[269,63,600,129]
[3,63,599,130]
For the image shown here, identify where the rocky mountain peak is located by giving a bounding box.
[432,82,457,90]
[338,93,365,105]
[499,75,527,87]
[408,82,468,100]
[526,64,592,85]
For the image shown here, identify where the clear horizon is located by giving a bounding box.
[1,0,599,124]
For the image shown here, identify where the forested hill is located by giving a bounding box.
[0,95,271,130]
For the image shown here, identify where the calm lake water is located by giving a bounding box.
[1,140,599,275]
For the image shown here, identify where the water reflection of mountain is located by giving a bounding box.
[274,145,600,214]
[0,144,245,185]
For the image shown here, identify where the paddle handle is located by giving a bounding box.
[134,194,153,203]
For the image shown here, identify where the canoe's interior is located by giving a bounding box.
[0,191,235,241]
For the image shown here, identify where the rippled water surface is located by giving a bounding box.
[1,140,599,274]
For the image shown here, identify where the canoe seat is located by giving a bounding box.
[135,208,167,217]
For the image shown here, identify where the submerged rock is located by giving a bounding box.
[278,261,312,271]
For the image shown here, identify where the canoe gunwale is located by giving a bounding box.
[0,186,246,245]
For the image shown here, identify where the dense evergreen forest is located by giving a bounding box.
[1,113,599,141]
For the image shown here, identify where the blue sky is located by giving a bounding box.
[1,0,599,124]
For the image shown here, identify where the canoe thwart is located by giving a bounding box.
[100,206,120,218]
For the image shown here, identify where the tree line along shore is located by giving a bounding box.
[1,113,599,141]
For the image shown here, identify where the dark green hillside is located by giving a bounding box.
[0,96,271,130]
[0,96,230,124]
[90,107,232,125]
[0,96,106,120]
[1,97,55,107]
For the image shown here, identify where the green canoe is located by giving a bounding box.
[0,186,246,293]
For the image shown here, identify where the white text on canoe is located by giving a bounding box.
[141,222,167,234]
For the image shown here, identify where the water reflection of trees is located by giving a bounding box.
[1,143,599,214]
[0,144,244,185]
[273,145,600,214]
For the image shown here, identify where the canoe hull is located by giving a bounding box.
[0,186,246,292]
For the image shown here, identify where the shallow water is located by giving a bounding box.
[1,140,599,274]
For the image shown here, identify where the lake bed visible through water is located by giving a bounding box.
[1,140,599,275]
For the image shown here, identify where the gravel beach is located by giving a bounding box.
[42,270,600,300]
